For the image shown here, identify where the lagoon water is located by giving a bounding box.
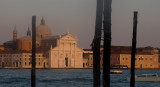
[0,69,160,87]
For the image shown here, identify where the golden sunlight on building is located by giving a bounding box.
[0,18,83,69]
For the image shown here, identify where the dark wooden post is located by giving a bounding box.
[130,11,138,87]
[103,0,112,87]
[92,0,103,87]
[31,16,36,87]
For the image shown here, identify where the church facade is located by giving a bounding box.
[49,33,83,68]
[0,18,84,68]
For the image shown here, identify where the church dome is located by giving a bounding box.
[36,17,51,38]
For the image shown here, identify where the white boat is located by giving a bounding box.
[127,73,160,82]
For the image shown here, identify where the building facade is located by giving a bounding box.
[0,51,48,68]
[49,32,83,68]
[0,18,84,69]
[120,53,159,69]
[83,46,160,69]
[83,49,93,68]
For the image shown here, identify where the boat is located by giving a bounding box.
[127,73,160,82]
[111,64,128,69]
[110,70,122,74]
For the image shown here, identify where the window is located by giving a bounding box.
[39,62,40,65]
[25,62,27,65]
[139,56,143,60]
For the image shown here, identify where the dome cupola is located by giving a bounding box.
[36,17,51,38]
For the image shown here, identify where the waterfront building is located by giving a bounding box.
[83,49,93,68]
[120,53,159,69]
[49,32,83,68]
[0,17,83,69]
[83,46,160,69]
[0,51,48,68]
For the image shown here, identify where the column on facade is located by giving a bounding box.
[58,40,60,68]
[70,42,72,67]
[74,43,76,68]
[63,42,65,68]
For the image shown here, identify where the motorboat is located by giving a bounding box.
[110,70,122,74]
[127,73,160,82]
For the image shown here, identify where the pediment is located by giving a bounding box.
[60,34,77,41]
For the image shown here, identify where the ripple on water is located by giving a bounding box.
[0,69,160,87]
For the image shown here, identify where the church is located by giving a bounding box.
[0,18,84,68]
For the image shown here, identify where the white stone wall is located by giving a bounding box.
[50,34,83,68]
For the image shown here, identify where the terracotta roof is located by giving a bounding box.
[41,35,59,40]
[0,50,31,54]
[87,45,156,55]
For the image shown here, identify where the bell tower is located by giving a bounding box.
[13,25,17,41]
[27,27,31,36]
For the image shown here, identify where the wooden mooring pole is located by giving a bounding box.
[92,0,103,87]
[31,16,36,87]
[130,11,138,87]
[103,0,112,87]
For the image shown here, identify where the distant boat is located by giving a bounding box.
[111,64,128,69]
[127,73,160,82]
[110,70,122,74]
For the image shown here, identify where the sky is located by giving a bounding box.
[0,0,160,49]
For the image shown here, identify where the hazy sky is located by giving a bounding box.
[0,0,160,49]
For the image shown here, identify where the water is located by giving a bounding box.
[0,69,160,87]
